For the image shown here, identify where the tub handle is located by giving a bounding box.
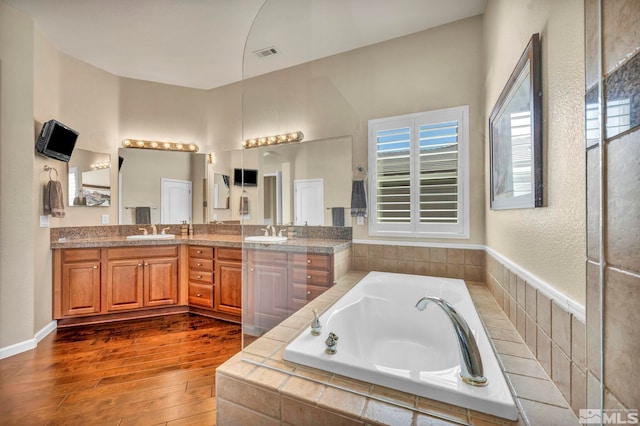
[311,309,322,336]
[325,332,338,354]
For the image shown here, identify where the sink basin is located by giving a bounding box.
[126,234,176,240]
[244,235,288,243]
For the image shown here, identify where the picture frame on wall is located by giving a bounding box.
[489,33,543,210]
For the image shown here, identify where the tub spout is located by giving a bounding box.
[415,296,487,386]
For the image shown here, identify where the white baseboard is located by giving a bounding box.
[0,320,57,360]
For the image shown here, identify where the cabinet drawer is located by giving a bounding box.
[188,283,213,307]
[217,247,242,262]
[63,248,101,263]
[108,245,178,260]
[290,283,328,302]
[189,269,213,283]
[189,257,214,271]
[291,268,331,286]
[289,253,330,269]
[189,246,213,258]
[250,250,287,264]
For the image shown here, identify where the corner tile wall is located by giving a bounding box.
[585,0,640,413]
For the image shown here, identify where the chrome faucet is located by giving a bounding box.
[267,224,275,236]
[150,224,157,235]
[415,296,487,386]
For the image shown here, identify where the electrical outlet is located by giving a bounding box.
[357,216,364,226]
[101,214,109,224]
[39,215,50,228]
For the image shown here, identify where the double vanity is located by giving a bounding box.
[50,224,352,328]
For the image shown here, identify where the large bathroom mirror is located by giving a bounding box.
[212,173,230,209]
[68,148,111,207]
[118,148,207,224]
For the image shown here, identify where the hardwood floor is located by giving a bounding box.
[0,314,242,425]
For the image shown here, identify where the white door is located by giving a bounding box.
[294,179,324,226]
[161,179,192,224]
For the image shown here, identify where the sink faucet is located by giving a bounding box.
[415,296,487,386]
[267,225,276,236]
[150,224,157,235]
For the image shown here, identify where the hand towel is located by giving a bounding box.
[331,207,345,227]
[44,180,65,218]
[135,207,151,224]
[239,196,249,215]
[350,180,368,217]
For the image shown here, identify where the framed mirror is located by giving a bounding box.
[212,173,230,209]
[489,33,543,210]
[68,148,111,206]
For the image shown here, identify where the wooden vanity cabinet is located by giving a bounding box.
[246,250,289,330]
[289,253,333,312]
[105,246,179,312]
[56,248,102,317]
[187,246,214,308]
[215,247,243,316]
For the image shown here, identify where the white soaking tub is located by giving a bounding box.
[283,271,518,420]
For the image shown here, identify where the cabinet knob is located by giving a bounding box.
[307,259,312,264]
[197,263,202,267]
[144,263,149,266]
[307,275,312,279]
[138,263,143,267]
[197,275,202,279]
[196,250,202,254]
[93,265,98,269]
[250,267,255,272]
[196,293,202,297]
[307,291,312,295]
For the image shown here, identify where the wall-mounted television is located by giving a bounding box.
[35,119,79,162]
[234,168,258,186]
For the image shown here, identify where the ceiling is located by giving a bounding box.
[3,0,485,90]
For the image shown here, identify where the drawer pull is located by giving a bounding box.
[144,263,149,267]
[307,291,312,295]
[307,259,312,264]
[197,263,202,267]
[307,275,312,279]
[196,250,202,254]
[138,263,143,267]
[93,265,98,269]
[250,268,255,272]
[196,275,202,279]
[196,293,202,297]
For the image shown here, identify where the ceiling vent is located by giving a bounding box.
[253,46,279,58]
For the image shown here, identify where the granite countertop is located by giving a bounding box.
[51,234,351,254]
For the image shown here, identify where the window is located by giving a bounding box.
[368,105,469,238]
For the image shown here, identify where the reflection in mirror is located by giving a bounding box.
[213,173,230,209]
[118,148,206,224]
[68,148,111,206]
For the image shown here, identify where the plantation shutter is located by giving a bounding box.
[374,126,411,224]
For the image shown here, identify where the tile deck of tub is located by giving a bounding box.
[216,271,579,425]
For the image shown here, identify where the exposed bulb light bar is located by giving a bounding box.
[242,131,304,149]
[122,139,199,152]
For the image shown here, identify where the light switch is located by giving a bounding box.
[356,216,364,226]
[101,214,109,224]
[39,215,50,228]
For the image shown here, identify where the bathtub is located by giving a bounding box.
[283,271,518,421]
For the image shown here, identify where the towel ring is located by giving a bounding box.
[44,165,58,181]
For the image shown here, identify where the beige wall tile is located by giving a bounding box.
[414,261,429,275]
[282,396,363,426]
[464,249,485,266]
[586,146,600,262]
[414,246,430,261]
[516,277,526,306]
[353,244,368,258]
[537,292,552,335]
[353,256,368,271]
[397,245,414,260]
[216,398,281,426]
[447,264,465,279]
[216,375,281,419]
[465,265,484,282]
[416,396,469,424]
[537,328,552,376]
[603,267,640,409]
[509,297,517,326]
[552,344,572,404]
[525,314,537,356]
[586,372,601,410]
[551,302,572,357]
[525,283,537,321]
[281,376,325,402]
[516,305,526,338]
[318,387,367,419]
[500,353,547,380]
[398,260,414,274]
[586,260,601,379]
[571,317,586,373]
[509,271,517,297]
[431,262,447,277]
[368,244,383,258]
[493,339,534,359]
[571,364,587,416]
[430,248,447,263]
[382,245,398,260]
[447,248,465,264]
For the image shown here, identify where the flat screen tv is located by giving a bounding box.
[234,168,258,186]
[35,119,79,162]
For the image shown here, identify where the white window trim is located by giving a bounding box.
[368,105,469,239]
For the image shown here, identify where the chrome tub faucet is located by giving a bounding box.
[415,296,488,386]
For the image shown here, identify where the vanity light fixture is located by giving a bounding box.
[242,131,304,149]
[90,162,111,169]
[122,139,199,152]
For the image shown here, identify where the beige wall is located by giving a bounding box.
[483,0,586,305]
[0,2,36,347]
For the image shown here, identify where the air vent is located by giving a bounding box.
[253,46,279,58]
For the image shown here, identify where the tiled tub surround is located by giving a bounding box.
[216,271,579,425]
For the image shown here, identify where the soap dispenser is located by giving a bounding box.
[180,221,189,237]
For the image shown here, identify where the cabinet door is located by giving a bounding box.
[144,257,178,307]
[247,262,289,330]
[61,261,101,316]
[106,259,144,311]
[215,261,242,316]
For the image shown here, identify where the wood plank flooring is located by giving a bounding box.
[0,313,242,425]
